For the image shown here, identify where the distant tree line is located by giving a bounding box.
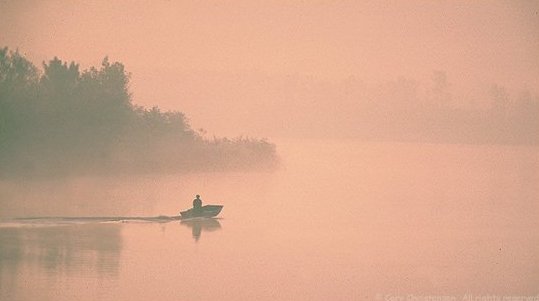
[0,48,277,177]
[250,71,538,144]
[347,72,539,145]
[164,70,538,144]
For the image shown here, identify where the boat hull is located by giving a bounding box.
[180,205,223,219]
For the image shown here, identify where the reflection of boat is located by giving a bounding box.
[180,218,222,241]
[179,205,223,219]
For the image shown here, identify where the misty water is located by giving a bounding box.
[1,140,538,300]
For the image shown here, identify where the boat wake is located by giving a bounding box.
[0,215,182,227]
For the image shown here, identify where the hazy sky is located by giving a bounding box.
[2,0,538,136]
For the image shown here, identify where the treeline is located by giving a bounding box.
[159,70,538,145]
[347,74,539,145]
[0,48,276,177]
[271,72,539,144]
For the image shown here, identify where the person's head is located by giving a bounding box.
[196,195,200,199]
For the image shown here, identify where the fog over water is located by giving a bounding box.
[1,1,539,300]
[1,140,538,300]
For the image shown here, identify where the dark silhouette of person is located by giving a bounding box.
[193,194,202,210]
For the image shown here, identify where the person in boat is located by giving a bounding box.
[193,194,203,211]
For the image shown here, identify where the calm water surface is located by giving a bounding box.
[1,140,538,300]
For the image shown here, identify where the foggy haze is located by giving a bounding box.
[1,2,539,300]
[2,0,538,138]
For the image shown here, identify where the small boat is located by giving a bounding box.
[179,205,223,219]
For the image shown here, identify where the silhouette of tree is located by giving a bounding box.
[0,48,39,170]
[429,70,452,108]
[0,47,277,177]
